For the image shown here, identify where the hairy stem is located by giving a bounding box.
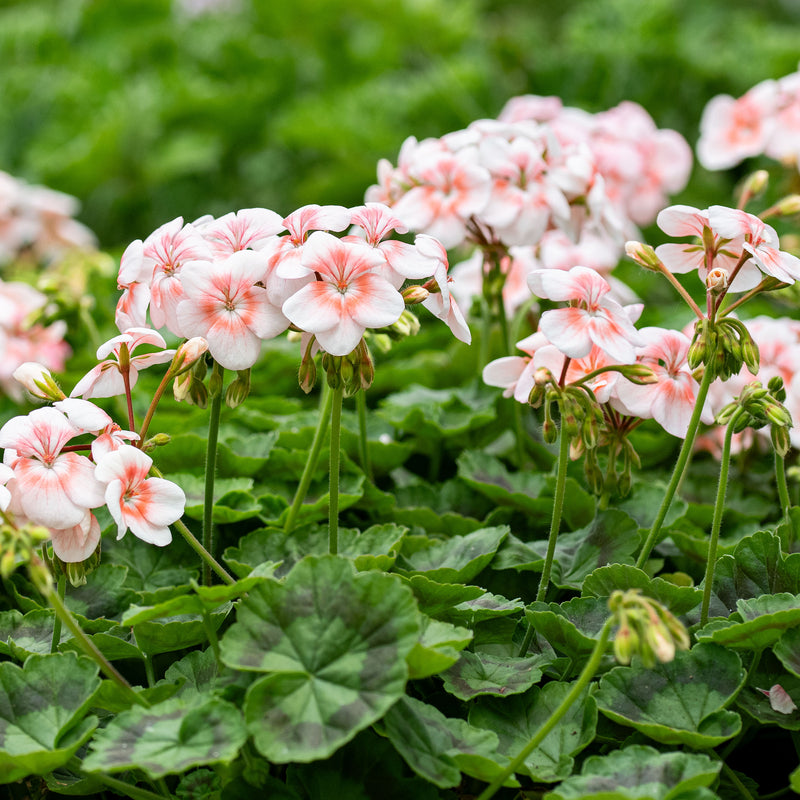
[480,618,614,800]
[636,360,716,569]
[202,366,224,585]
[285,383,332,533]
[50,573,65,654]
[700,410,744,625]
[329,383,344,555]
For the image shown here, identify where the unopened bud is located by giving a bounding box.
[401,285,430,304]
[143,433,171,451]
[534,367,553,387]
[225,369,251,409]
[0,549,17,579]
[625,241,663,271]
[741,336,760,375]
[744,169,770,197]
[542,418,558,444]
[768,375,786,401]
[763,194,800,218]
[298,355,317,394]
[13,362,66,402]
[619,364,658,385]
[386,309,421,340]
[208,363,224,398]
[706,267,729,294]
[171,337,209,376]
[613,621,637,665]
[765,401,792,429]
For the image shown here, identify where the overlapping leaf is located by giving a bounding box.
[220,555,419,762]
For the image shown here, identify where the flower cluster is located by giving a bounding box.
[0,169,96,266]
[368,97,691,320]
[697,67,800,170]
[0,399,185,563]
[115,202,468,376]
[0,279,71,401]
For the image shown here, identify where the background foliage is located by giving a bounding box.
[2,0,800,249]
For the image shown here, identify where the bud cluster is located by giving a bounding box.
[609,589,690,668]
[716,377,793,456]
[687,317,759,380]
[0,522,51,580]
[321,338,375,395]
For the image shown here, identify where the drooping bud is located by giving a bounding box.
[143,432,171,451]
[298,354,317,394]
[617,363,658,385]
[225,369,251,409]
[208,361,224,398]
[736,169,769,209]
[12,362,66,402]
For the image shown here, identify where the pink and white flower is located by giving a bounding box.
[528,266,642,362]
[177,249,288,370]
[281,231,405,356]
[95,444,185,546]
[0,407,106,530]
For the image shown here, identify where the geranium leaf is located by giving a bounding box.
[774,626,800,679]
[469,681,597,782]
[122,603,231,656]
[709,531,800,617]
[524,597,611,659]
[596,643,745,747]
[64,563,136,620]
[382,695,516,789]
[82,696,246,778]
[220,555,419,762]
[545,745,720,800]
[406,618,473,680]
[0,653,100,783]
[402,576,485,618]
[395,526,508,582]
[582,564,702,615]
[441,651,546,700]
[696,593,800,650]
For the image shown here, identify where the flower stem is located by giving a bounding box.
[536,420,570,602]
[137,368,174,444]
[171,517,235,585]
[202,365,224,586]
[635,360,716,569]
[285,383,332,533]
[518,419,570,657]
[329,383,344,555]
[479,618,614,800]
[42,567,149,708]
[700,410,744,625]
[50,573,65,653]
[356,389,373,482]
[775,445,793,540]
[67,758,167,800]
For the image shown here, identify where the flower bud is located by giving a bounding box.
[542,419,558,444]
[225,369,251,409]
[13,362,66,402]
[298,355,317,394]
[706,267,729,294]
[625,241,663,271]
[0,549,17,580]
[534,367,553,387]
[143,433,171,451]
[765,401,792,429]
[208,363,224,398]
[618,363,658,385]
[401,285,430,304]
[171,337,209,376]
[613,620,637,665]
[773,424,792,458]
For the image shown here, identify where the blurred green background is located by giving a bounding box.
[2,0,799,250]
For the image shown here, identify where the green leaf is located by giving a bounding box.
[170,473,258,522]
[122,603,231,656]
[83,696,246,778]
[60,626,142,661]
[582,564,701,616]
[406,618,473,680]
[457,450,594,530]
[774,626,800,679]
[708,530,800,617]
[444,592,525,624]
[64,564,136,620]
[525,597,611,659]
[0,653,100,783]
[735,649,800,731]
[545,745,720,800]
[402,575,485,619]
[596,643,745,747]
[162,648,219,700]
[495,512,639,590]
[470,681,597,782]
[395,526,508,582]
[0,609,70,658]
[382,695,516,789]
[102,533,199,592]
[220,555,419,762]
[441,651,546,700]
[696,593,800,650]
